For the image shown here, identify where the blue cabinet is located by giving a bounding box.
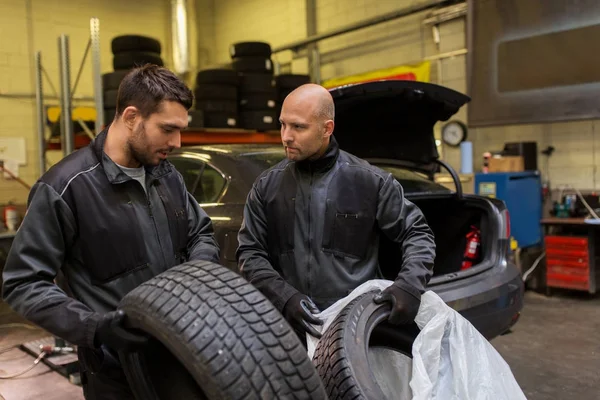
[475,171,543,248]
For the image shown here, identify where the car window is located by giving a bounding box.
[170,158,226,203]
[238,150,286,168]
[375,164,451,194]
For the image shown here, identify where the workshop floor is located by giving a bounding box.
[1,290,598,400]
[493,289,600,400]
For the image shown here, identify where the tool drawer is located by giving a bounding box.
[545,235,590,291]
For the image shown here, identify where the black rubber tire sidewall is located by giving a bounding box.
[313,292,419,400]
[119,261,327,400]
[239,94,278,111]
[195,100,238,114]
[239,73,276,94]
[194,84,238,101]
[113,51,163,70]
[233,57,273,74]
[112,35,161,54]
[103,89,119,109]
[230,41,272,58]
[187,110,204,128]
[102,70,130,90]
[203,112,238,128]
[240,110,278,131]
[276,74,311,89]
[104,108,116,125]
[196,69,240,86]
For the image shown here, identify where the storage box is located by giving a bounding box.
[488,156,524,172]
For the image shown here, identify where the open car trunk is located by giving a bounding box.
[378,194,498,281]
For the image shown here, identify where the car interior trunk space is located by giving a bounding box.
[378,196,491,280]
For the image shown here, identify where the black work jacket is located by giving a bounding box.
[237,136,435,311]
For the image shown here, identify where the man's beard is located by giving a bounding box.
[128,123,156,167]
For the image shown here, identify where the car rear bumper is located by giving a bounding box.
[429,262,524,340]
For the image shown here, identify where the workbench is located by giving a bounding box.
[541,218,600,294]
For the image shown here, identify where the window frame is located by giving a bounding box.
[169,153,230,205]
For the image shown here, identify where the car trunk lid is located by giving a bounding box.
[329,80,470,175]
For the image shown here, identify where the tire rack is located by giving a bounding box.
[35,17,103,175]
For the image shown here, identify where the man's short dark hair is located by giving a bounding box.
[116,64,193,118]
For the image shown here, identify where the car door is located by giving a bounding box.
[169,156,228,205]
[170,155,240,270]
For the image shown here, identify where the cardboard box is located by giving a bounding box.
[488,156,524,172]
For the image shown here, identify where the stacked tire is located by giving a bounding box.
[276,74,311,103]
[193,69,240,129]
[275,74,311,128]
[230,42,278,131]
[102,35,164,126]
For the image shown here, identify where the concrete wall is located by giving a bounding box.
[194,0,467,170]
[4,0,597,207]
[197,0,600,190]
[0,0,171,205]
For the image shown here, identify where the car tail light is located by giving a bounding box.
[501,209,511,239]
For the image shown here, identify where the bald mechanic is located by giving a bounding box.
[236,84,436,339]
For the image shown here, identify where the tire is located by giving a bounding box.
[187,110,204,128]
[239,73,276,94]
[313,292,420,400]
[195,100,238,114]
[204,112,238,128]
[103,89,119,109]
[118,261,327,400]
[104,108,116,125]
[196,69,240,86]
[102,70,130,90]
[239,94,278,111]
[194,84,238,101]
[276,74,310,89]
[113,51,163,70]
[112,35,161,54]
[232,57,273,74]
[278,88,295,102]
[240,110,278,131]
[230,41,272,58]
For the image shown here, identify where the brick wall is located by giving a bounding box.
[0,0,170,205]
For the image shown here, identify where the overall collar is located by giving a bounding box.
[296,135,340,173]
[92,127,173,184]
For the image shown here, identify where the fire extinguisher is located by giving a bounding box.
[461,225,481,270]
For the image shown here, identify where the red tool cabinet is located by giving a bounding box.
[541,218,599,294]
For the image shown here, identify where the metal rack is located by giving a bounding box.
[35,17,104,175]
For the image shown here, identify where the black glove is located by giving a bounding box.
[94,310,148,352]
[373,283,421,325]
[283,293,324,339]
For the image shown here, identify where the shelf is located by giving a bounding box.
[181,129,281,145]
[44,129,282,151]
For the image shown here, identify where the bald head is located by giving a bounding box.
[283,83,335,122]
[279,83,335,162]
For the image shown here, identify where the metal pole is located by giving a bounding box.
[71,38,91,100]
[273,0,451,53]
[90,18,103,133]
[34,51,46,176]
[58,34,74,156]
[305,0,321,83]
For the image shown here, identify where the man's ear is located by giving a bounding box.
[324,120,334,138]
[121,106,139,130]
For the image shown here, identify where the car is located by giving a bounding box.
[169,80,524,340]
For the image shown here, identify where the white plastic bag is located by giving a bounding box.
[306,279,395,359]
[306,280,527,400]
[410,291,526,400]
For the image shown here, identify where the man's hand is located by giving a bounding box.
[283,293,324,339]
[373,284,420,325]
[94,310,148,352]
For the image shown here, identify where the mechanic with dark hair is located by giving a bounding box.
[2,64,220,399]
[237,83,436,341]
